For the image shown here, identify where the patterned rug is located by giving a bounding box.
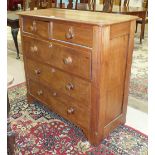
[7,26,148,101]
[8,83,148,155]
[129,31,148,101]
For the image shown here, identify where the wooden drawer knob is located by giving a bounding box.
[63,56,72,65]
[30,21,37,32]
[37,90,43,95]
[67,107,75,114]
[65,27,74,39]
[30,45,38,53]
[34,69,41,75]
[33,45,38,52]
[65,83,74,90]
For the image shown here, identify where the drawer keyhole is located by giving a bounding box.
[49,43,53,48]
[53,92,57,96]
[67,107,75,114]
[51,68,56,73]
[34,69,41,75]
[37,90,43,96]
[65,83,74,90]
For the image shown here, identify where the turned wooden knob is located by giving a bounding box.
[67,107,75,114]
[63,57,72,64]
[65,27,74,39]
[65,83,74,90]
[30,45,38,52]
[33,45,38,52]
[65,32,74,39]
[34,69,41,75]
[37,90,43,95]
[30,21,37,32]
[33,21,37,32]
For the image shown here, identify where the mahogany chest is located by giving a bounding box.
[18,8,137,145]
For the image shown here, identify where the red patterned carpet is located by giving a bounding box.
[8,83,148,155]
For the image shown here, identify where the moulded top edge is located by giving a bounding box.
[17,8,138,26]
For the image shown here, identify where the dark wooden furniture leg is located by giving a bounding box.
[93,0,96,11]
[7,12,20,59]
[142,19,145,39]
[11,28,20,59]
[60,0,63,8]
[140,19,144,43]
[67,0,73,9]
[140,13,146,44]
[7,94,10,117]
[135,21,138,33]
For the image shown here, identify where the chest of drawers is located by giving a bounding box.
[18,9,137,145]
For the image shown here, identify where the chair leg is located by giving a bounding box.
[11,28,20,59]
[140,19,145,43]
[135,22,138,33]
[7,93,10,117]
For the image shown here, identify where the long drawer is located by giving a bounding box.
[23,36,91,80]
[28,80,90,129]
[26,58,91,104]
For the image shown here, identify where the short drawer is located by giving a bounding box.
[52,21,93,47]
[28,80,90,129]
[23,17,50,39]
[23,36,91,79]
[26,59,91,104]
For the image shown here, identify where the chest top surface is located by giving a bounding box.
[17,8,137,26]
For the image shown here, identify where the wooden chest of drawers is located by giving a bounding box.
[18,9,137,145]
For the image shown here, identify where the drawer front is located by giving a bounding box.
[28,80,90,129]
[23,17,49,39]
[23,36,91,79]
[52,21,93,47]
[26,59,91,104]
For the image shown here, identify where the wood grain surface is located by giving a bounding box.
[19,9,136,145]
